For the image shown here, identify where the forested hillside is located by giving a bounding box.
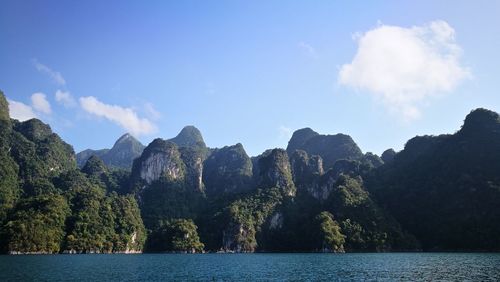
[1,90,499,253]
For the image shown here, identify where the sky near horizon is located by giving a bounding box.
[1,1,499,156]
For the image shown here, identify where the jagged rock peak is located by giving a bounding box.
[169,125,206,148]
[107,133,145,160]
[115,133,136,144]
[461,108,500,134]
[286,128,319,154]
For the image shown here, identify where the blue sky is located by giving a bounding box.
[1,1,499,156]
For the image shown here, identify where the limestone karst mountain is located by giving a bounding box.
[76,133,145,170]
[1,89,499,253]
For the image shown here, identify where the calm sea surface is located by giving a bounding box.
[0,253,499,281]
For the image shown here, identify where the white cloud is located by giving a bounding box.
[279,126,293,140]
[79,96,157,136]
[55,90,76,108]
[338,20,471,121]
[298,41,318,59]
[31,93,52,114]
[7,99,37,121]
[33,59,66,86]
[144,102,162,121]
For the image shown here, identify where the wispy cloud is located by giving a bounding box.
[79,96,157,136]
[33,59,66,86]
[338,20,470,121]
[7,99,38,121]
[278,126,293,140]
[144,102,162,121]
[31,92,52,114]
[298,41,318,59]
[55,90,76,108]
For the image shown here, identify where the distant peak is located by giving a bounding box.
[178,126,203,138]
[113,133,142,146]
[169,125,206,148]
[117,133,133,142]
[286,128,319,153]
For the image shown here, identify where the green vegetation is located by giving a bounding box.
[203,143,254,196]
[0,91,499,253]
[222,187,283,252]
[0,90,10,123]
[314,211,345,252]
[140,177,204,229]
[2,195,69,254]
[169,125,207,150]
[0,150,20,223]
[146,219,204,253]
[61,169,146,253]
[369,108,500,251]
[0,93,146,254]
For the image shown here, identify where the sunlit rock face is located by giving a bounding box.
[257,149,296,196]
[133,139,185,185]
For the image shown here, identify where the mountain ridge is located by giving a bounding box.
[1,90,499,253]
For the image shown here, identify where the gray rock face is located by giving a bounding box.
[132,139,185,185]
[257,149,295,196]
[315,171,338,201]
[290,150,324,184]
[140,151,183,184]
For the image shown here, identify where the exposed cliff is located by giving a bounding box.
[132,139,186,185]
[257,149,296,196]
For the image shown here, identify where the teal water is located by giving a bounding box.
[0,253,499,281]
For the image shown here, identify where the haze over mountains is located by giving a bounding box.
[0,90,499,254]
